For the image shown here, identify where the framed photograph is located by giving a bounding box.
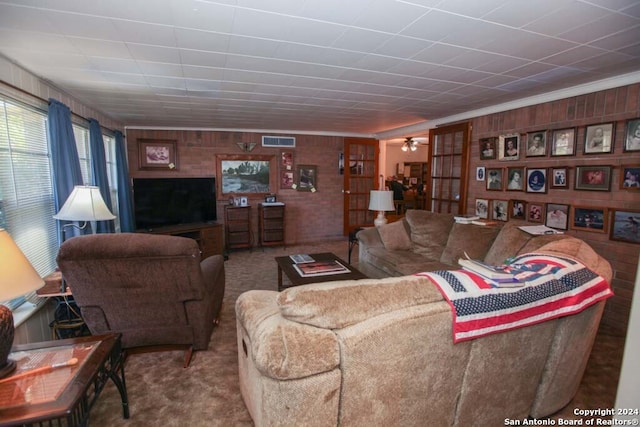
[498,134,519,160]
[475,198,489,219]
[620,165,640,190]
[545,203,570,230]
[525,131,547,157]
[610,209,640,244]
[265,194,277,203]
[526,168,547,193]
[479,137,497,160]
[506,167,524,191]
[584,122,614,154]
[281,171,294,189]
[216,154,276,196]
[551,167,568,188]
[624,118,640,152]
[550,128,576,156]
[138,139,178,170]
[296,165,317,192]
[574,165,612,191]
[570,206,608,233]
[281,150,294,170]
[509,199,527,220]
[527,203,545,223]
[486,168,503,191]
[492,200,509,222]
[240,196,248,207]
[476,166,485,181]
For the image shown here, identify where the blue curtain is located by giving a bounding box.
[48,98,83,240]
[89,118,115,233]
[115,131,135,232]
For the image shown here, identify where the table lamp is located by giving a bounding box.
[368,190,395,227]
[0,228,45,378]
[53,185,116,233]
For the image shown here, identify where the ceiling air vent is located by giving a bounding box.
[262,136,296,147]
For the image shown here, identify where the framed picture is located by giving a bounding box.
[620,165,640,190]
[138,139,178,170]
[525,131,547,157]
[479,137,497,160]
[475,198,489,219]
[486,168,503,190]
[281,150,294,170]
[281,171,294,189]
[527,202,544,223]
[545,203,570,230]
[551,167,568,188]
[265,194,277,203]
[296,165,317,192]
[506,167,524,191]
[584,122,614,154]
[498,134,519,160]
[509,199,526,220]
[624,118,640,152]
[574,165,612,191]
[526,168,547,193]
[476,166,485,181]
[492,200,509,222]
[240,196,248,207]
[216,154,276,196]
[570,206,608,233]
[550,128,576,156]
[610,209,640,244]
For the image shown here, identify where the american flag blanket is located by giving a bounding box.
[415,253,613,343]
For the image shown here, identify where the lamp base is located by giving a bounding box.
[0,305,16,378]
[374,211,388,227]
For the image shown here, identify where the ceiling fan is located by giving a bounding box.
[401,137,418,152]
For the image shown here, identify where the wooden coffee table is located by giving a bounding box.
[275,252,367,291]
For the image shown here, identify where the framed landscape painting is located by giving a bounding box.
[217,154,276,196]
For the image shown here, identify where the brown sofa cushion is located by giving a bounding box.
[378,220,412,250]
[405,210,455,258]
[440,223,502,266]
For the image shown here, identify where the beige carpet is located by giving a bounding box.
[90,239,624,426]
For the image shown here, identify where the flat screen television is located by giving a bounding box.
[133,177,217,230]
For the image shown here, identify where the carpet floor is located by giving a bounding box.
[90,239,625,426]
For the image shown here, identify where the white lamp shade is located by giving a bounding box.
[0,229,44,301]
[53,185,116,222]
[368,190,395,212]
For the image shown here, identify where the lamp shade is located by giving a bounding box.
[0,229,44,301]
[368,190,395,212]
[53,185,116,222]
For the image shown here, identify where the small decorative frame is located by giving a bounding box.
[551,167,568,189]
[476,166,485,181]
[138,139,178,170]
[525,131,547,157]
[623,118,640,152]
[620,165,640,190]
[295,165,317,192]
[610,209,640,244]
[492,200,509,222]
[584,122,614,154]
[506,167,524,191]
[527,202,545,223]
[240,196,248,207]
[486,168,503,191]
[509,199,527,220]
[545,203,570,230]
[479,137,497,160]
[550,128,576,156]
[526,168,547,193]
[570,206,608,233]
[498,134,519,161]
[281,150,294,170]
[265,194,277,203]
[475,198,489,218]
[281,171,294,189]
[574,165,612,191]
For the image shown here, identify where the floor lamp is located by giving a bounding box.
[0,229,45,378]
[53,185,116,235]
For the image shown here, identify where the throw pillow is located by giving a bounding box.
[378,220,412,250]
[440,222,502,265]
[405,210,455,258]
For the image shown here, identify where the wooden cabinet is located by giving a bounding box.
[144,223,224,259]
[225,205,252,250]
[259,203,285,247]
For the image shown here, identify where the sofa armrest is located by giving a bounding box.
[200,254,225,295]
[356,226,384,248]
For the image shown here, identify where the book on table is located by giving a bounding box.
[293,260,350,277]
[471,219,498,226]
[289,254,315,264]
[458,252,523,284]
[454,215,480,224]
[518,225,564,235]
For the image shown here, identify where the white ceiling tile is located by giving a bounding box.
[43,11,121,40]
[589,24,640,50]
[179,50,228,68]
[111,20,177,47]
[374,36,433,59]
[170,0,236,33]
[350,0,430,33]
[127,44,182,64]
[558,13,639,44]
[175,29,231,53]
[0,4,57,32]
[69,38,132,60]
[136,62,184,77]
[331,28,393,52]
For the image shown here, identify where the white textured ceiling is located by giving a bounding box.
[1,0,640,137]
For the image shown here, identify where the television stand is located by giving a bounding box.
[141,223,224,259]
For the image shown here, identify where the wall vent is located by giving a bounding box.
[262,136,296,147]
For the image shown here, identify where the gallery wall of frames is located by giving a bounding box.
[467,82,640,333]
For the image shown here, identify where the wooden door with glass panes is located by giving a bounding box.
[343,137,379,235]
[426,123,471,214]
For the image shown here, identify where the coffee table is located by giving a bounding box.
[275,252,367,291]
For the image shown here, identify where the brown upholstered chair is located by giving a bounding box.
[57,233,225,367]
